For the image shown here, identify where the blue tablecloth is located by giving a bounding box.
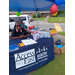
[9,35,54,75]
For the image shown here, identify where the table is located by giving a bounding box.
[9,35,54,75]
[29,29,58,38]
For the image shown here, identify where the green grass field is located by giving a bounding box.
[58,32,65,36]
[31,52,65,75]
[33,17,46,20]
[48,17,65,23]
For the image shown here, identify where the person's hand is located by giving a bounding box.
[22,26,23,28]
[19,35,24,38]
[21,35,29,38]
[22,35,27,38]
[23,23,25,25]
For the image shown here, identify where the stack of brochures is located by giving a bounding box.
[17,42,25,47]
[9,44,19,52]
[21,39,37,46]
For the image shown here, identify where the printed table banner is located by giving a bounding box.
[9,36,54,75]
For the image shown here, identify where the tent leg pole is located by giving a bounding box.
[36,12,38,27]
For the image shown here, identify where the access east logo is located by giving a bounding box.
[14,49,36,69]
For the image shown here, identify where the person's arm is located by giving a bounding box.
[22,25,23,28]
[10,29,16,39]
[11,36,20,39]
[11,35,24,39]
[21,34,29,38]
[24,28,28,31]
[22,22,24,28]
[11,34,28,39]
[21,28,29,37]
[25,28,31,35]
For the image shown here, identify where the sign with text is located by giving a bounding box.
[14,49,36,69]
[14,46,48,69]
[9,37,54,75]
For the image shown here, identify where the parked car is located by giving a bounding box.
[9,15,31,30]
[29,16,33,22]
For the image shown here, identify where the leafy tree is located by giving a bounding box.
[37,12,41,18]
[33,12,41,18]
[33,14,36,18]
[52,10,65,17]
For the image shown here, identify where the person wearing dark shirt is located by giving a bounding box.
[11,21,29,39]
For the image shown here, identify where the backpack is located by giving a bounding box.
[56,39,61,45]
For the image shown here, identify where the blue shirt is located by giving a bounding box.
[20,23,27,29]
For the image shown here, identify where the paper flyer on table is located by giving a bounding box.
[21,39,37,46]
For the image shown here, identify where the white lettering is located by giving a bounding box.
[14,49,36,69]
[37,51,48,60]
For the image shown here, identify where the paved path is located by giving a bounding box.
[54,23,63,32]
[30,21,65,32]
[42,17,48,23]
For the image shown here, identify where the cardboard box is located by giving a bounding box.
[49,28,56,34]
[54,42,65,55]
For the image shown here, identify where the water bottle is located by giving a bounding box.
[39,34,42,38]
[42,33,44,38]
[48,32,50,38]
[45,34,48,38]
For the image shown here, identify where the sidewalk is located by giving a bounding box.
[42,17,48,23]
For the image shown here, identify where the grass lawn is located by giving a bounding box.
[31,52,65,75]
[33,17,46,21]
[58,32,65,36]
[48,17,65,23]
